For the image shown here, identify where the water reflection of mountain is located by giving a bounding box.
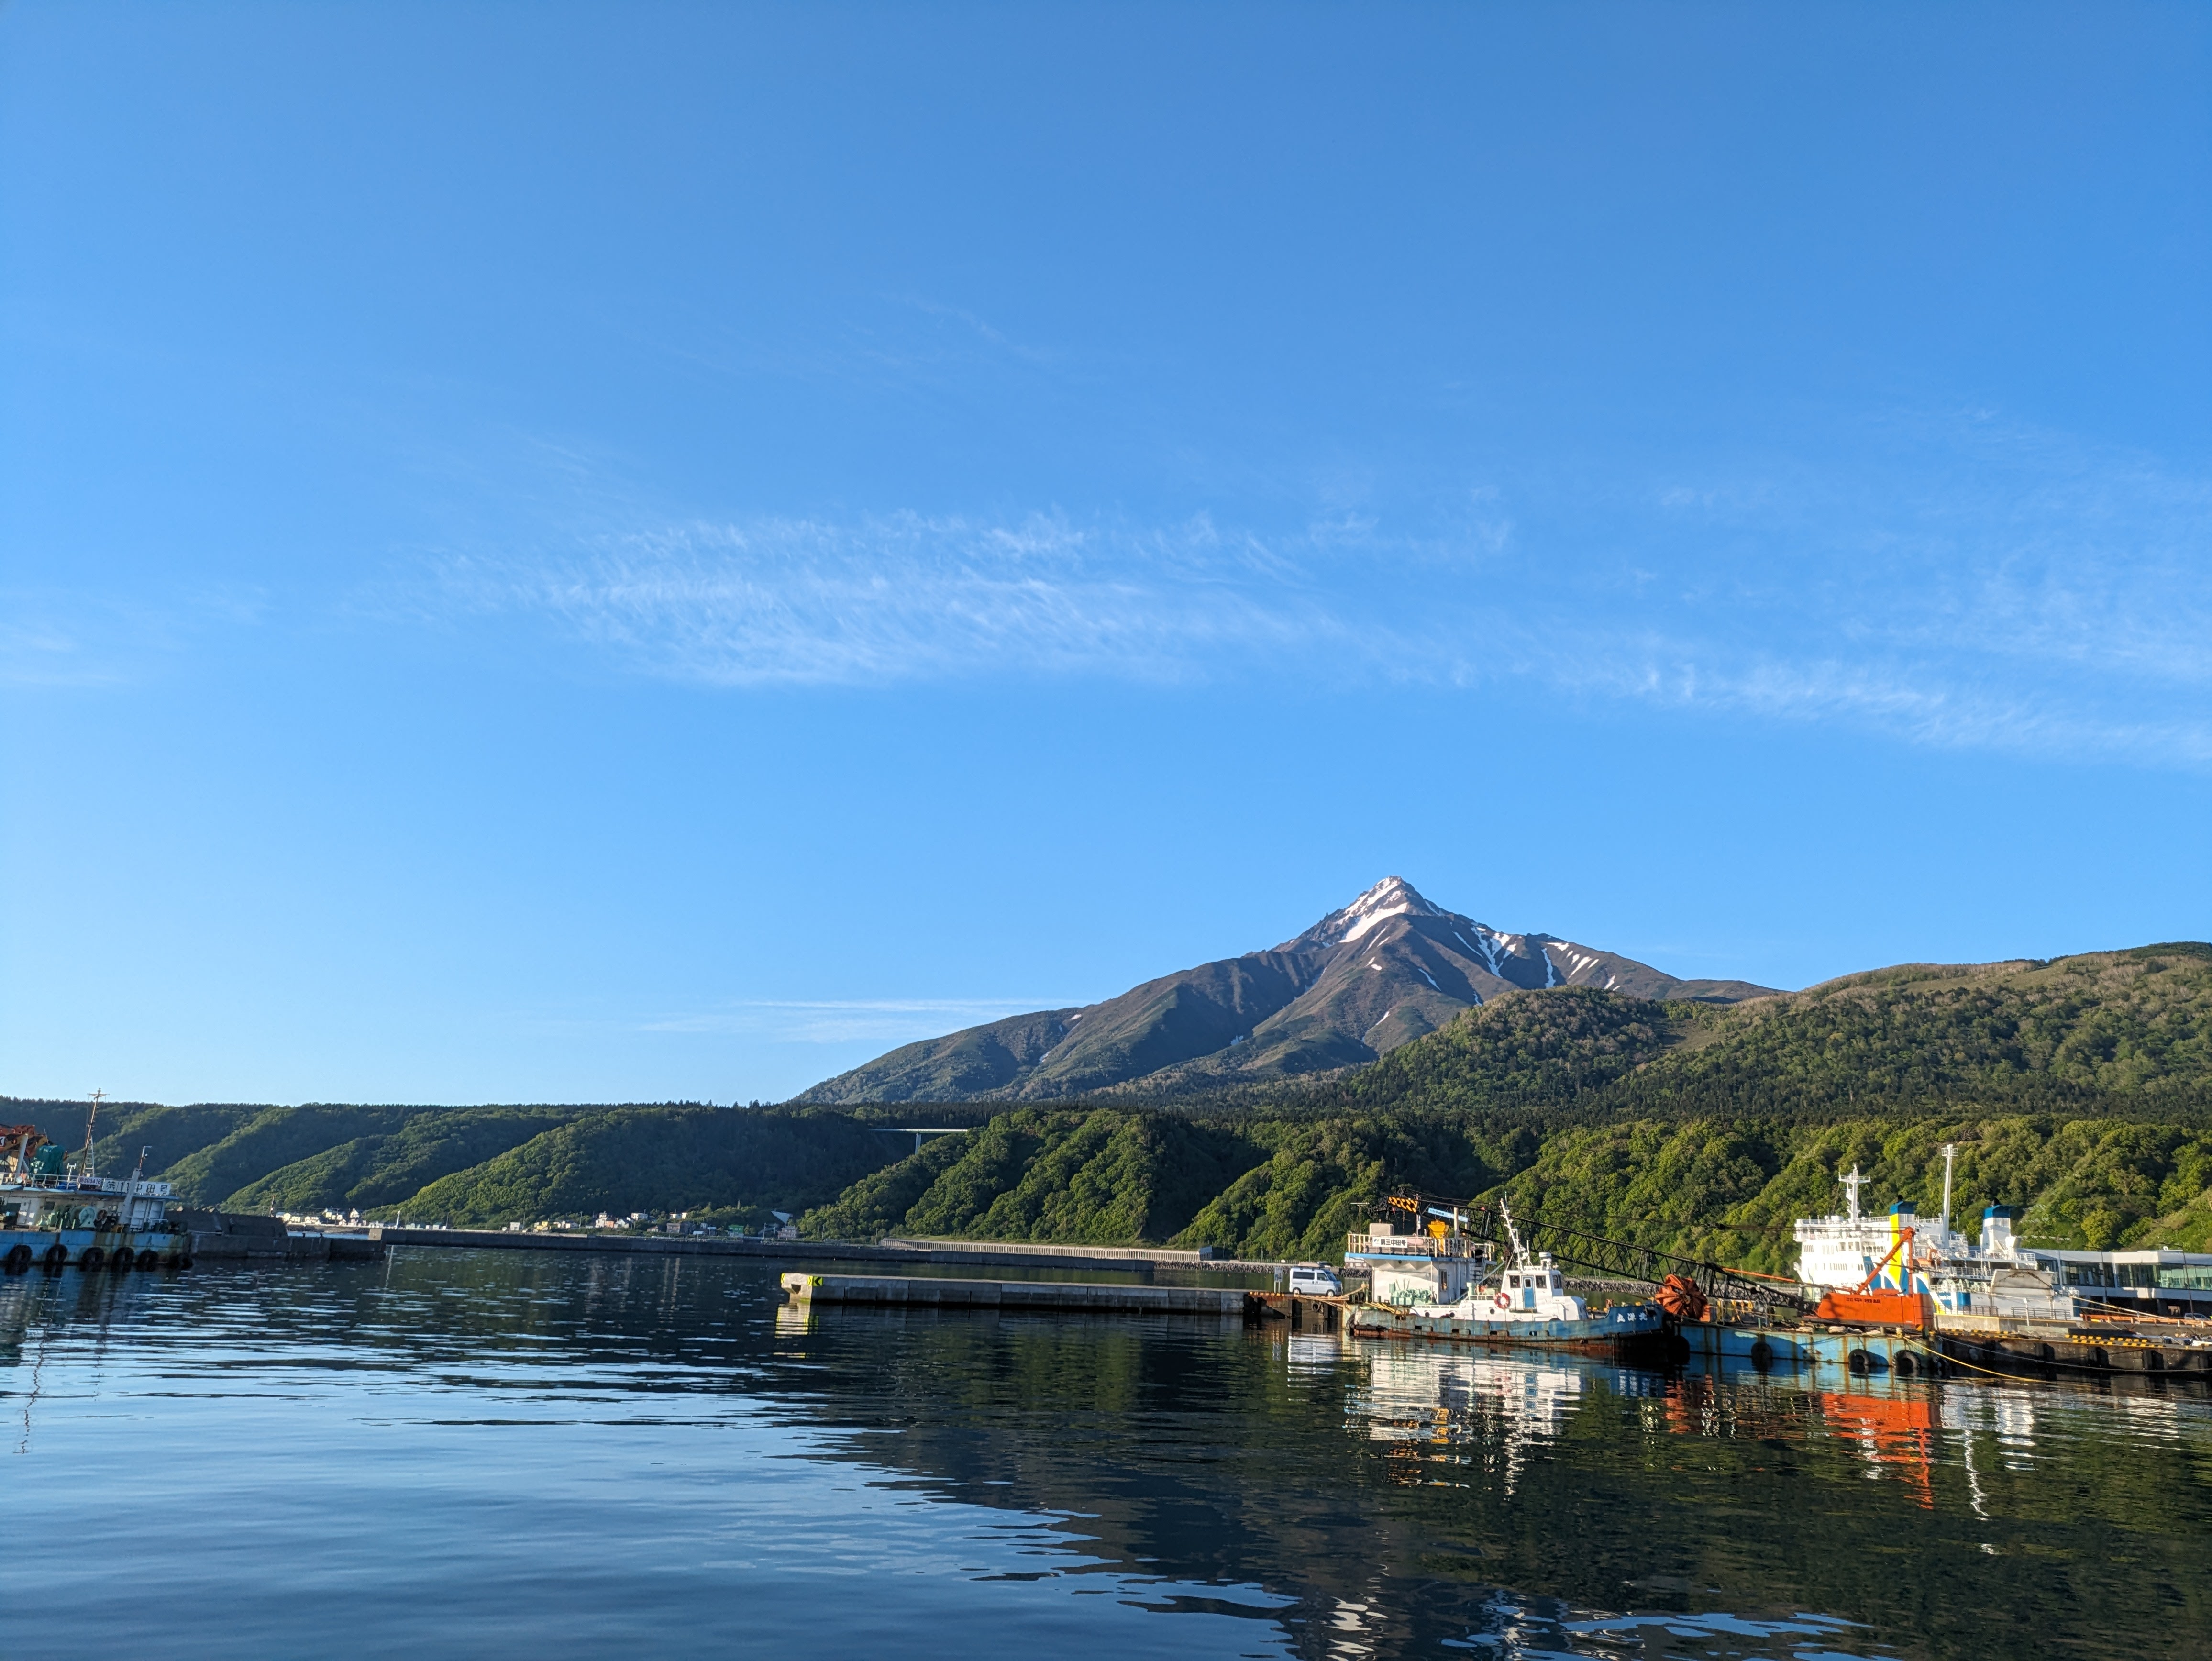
[1,1251,2207,1661]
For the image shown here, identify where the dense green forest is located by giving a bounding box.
[796,1104,2212,1262]
[9,943,2210,1262]
[1,1096,924,1227]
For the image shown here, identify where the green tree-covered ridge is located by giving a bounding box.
[9,943,2206,1257]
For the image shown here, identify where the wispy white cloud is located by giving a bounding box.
[427,510,1354,687]
[1556,649,2212,768]
[360,405,2212,771]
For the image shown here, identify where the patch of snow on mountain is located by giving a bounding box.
[1467,929,1509,977]
[1416,966,1439,990]
[1339,904,1412,945]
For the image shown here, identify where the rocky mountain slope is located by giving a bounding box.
[796,877,1776,1102]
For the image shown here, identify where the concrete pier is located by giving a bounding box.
[367,1225,1273,1274]
[782,1272,1251,1317]
[185,1212,385,1263]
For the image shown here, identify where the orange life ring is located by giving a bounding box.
[1493,1291,1511,1311]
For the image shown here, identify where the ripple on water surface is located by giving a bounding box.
[0,1250,2204,1660]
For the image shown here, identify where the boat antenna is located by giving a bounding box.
[79,1090,105,1182]
[1940,1143,1957,1240]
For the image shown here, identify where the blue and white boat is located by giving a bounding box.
[0,1118,190,1274]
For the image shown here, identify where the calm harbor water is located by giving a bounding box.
[3,1249,2206,1661]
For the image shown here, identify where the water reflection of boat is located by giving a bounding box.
[1350,1338,1662,1493]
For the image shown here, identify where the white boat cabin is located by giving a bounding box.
[1474,1251,1589,1322]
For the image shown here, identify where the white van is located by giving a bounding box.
[1286,1263,1342,1296]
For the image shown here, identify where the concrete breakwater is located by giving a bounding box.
[784,1273,1251,1317]
[367,1225,1278,1274]
[184,1212,384,1263]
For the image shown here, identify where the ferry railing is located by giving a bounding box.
[1343,1232,1488,1258]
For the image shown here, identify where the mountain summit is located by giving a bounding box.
[795,878,1777,1104]
[1288,875,1444,950]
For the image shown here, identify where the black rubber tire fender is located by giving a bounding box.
[1747,1338,1774,1371]
[2,1243,31,1274]
[135,1250,159,1271]
[78,1246,106,1270]
[43,1242,67,1269]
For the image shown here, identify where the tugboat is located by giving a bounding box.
[0,1098,189,1273]
[1346,1198,1668,1358]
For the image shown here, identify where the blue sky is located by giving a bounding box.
[4,2,2208,1107]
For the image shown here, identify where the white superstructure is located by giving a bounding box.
[1792,1155,2212,1323]
[1346,1218,1491,1307]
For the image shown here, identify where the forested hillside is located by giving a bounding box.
[0,1096,908,1223]
[1327,944,2212,1119]
[398,1106,901,1228]
[791,1105,2212,1261]
[1306,987,1687,1112]
[793,946,2212,1260]
[8,943,2208,1260]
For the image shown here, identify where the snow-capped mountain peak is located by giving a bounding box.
[797,875,1779,1103]
[1307,875,1444,948]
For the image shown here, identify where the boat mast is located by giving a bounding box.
[1939,1143,1957,1241]
[1497,1195,1531,1268]
[1841,1164,1865,1222]
[78,1090,105,1182]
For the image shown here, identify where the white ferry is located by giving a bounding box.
[1793,1152,2212,1326]
[1792,1157,2027,1319]
[1347,1200,1667,1357]
[0,1121,189,1274]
